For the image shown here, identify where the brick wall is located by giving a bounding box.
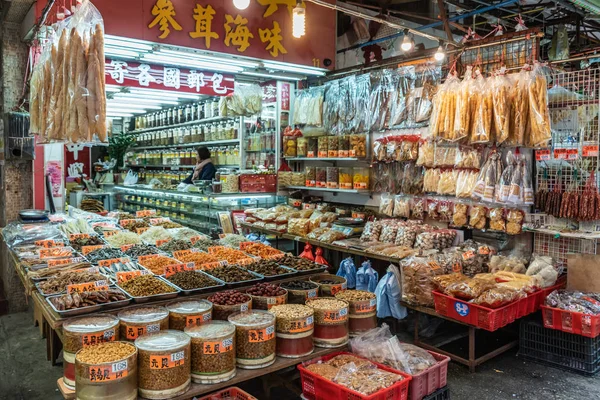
[0,21,34,313]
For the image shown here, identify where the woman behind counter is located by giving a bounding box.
[183,147,216,184]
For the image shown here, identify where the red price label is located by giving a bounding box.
[323,308,348,322]
[121,244,135,252]
[67,280,109,294]
[124,322,160,339]
[88,361,128,382]
[535,149,551,161]
[119,219,136,227]
[136,210,156,217]
[82,329,115,347]
[201,338,233,354]
[136,227,149,234]
[82,245,105,255]
[138,254,159,263]
[35,240,63,248]
[185,312,212,327]
[149,351,185,369]
[156,239,171,247]
[190,236,205,244]
[248,325,275,343]
[173,249,194,259]
[553,148,578,160]
[462,250,475,260]
[583,145,599,157]
[330,283,347,296]
[48,257,84,268]
[69,233,90,240]
[354,299,377,314]
[39,248,73,259]
[98,258,129,267]
[116,270,150,283]
[163,263,194,277]
[289,316,314,333]
[103,230,120,237]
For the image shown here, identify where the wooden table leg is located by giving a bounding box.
[468,327,476,373]
[50,327,63,366]
[33,300,45,338]
[44,320,51,362]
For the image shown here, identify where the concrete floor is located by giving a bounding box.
[2,309,600,400]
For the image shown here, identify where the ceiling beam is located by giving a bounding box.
[437,0,456,43]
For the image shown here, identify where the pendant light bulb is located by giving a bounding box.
[434,45,445,61]
[292,1,306,38]
[400,30,413,52]
[233,0,250,10]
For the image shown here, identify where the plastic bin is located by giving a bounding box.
[298,351,411,400]
[519,315,600,376]
[196,386,257,400]
[422,386,450,400]
[541,305,600,338]
[408,351,450,400]
[433,291,537,332]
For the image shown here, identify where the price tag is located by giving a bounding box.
[104,230,120,237]
[478,246,491,255]
[121,244,135,252]
[428,261,441,270]
[138,254,159,263]
[355,299,377,314]
[240,303,249,312]
[248,325,275,343]
[318,150,327,158]
[149,351,185,369]
[462,250,475,261]
[156,239,171,247]
[185,312,212,327]
[452,262,462,273]
[136,227,149,234]
[553,148,578,160]
[583,145,599,157]
[119,219,136,227]
[35,239,63,248]
[202,337,233,354]
[149,218,169,224]
[39,248,73,259]
[324,308,348,322]
[48,257,84,268]
[98,258,129,267]
[136,210,156,217]
[535,149,551,161]
[82,329,115,347]
[173,249,193,259]
[190,236,205,244]
[289,315,314,333]
[88,360,128,382]
[163,263,194,277]
[67,280,109,294]
[330,284,345,295]
[92,222,116,228]
[117,270,150,283]
[266,296,286,309]
[124,322,160,339]
[306,289,317,299]
[69,233,90,240]
[82,245,105,255]
[75,266,100,274]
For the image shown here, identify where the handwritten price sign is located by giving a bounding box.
[67,280,109,294]
[103,230,120,237]
[35,240,64,248]
[69,233,90,240]
[39,248,72,259]
[116,270,150,284]
[82,245,105,255]
[164,263,195,277]
[156,239,171,247]
[136,210,157,217]
[98,258,130,267]
[48,257,84,268]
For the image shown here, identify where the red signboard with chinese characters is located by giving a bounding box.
[105,60,235,96]
[40,0,336,69]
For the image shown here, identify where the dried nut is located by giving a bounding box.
[76,341,136,364]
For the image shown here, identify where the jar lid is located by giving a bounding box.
[185,321,235,339]
[135,329,190,351]
[118,306,169,324]
[63,314,119,333]
[166,299,212,314]
[228,310,275,327]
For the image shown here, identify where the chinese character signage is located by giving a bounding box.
[85,0,336,68]
[105,60,234,96]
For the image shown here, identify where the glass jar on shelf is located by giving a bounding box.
[327,136,339,158]
[339,136,350,158]
[212,100,219,118]
[353,168,370,190]
[316,167,327,188]
[198,102,205,120]
[317,137,328,158]
[305,166,316,187]
[339,167,353,190]
[327,167,339,189]
[283,137,297,158]
[307,138,317,158]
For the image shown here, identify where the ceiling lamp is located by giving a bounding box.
[292,1,306,38]
[400,29,413,52]
[233,0,250,10]
[434,42,445,62]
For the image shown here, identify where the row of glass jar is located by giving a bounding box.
[134,119,240,147]
[130,146,240,167]
[283,134,368,158]
[136,170,189,183]
[279,167,370,190]
[245,130,276,152]
[245,152,276,169]
[134,99,222,130]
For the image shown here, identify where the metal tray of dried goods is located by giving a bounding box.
[116,275,181,303]
[45,286,132,317]
[283,262,328,276]
[165,270,226,296]
[35,273,112,297]
[204,267,264,288]
[243,264,298,281]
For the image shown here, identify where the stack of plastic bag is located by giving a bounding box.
[356,260,379,293]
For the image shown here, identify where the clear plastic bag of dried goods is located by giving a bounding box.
[368,70,395,132]
[3,221,64,249]
[361,221,383,242]
[470,69,494,144]
[429,71,459,139]
[454,146,482,169]
[352,73,371,133]
[452,66,474,142]
[379,193,394,217]
[491,69,511,144]
[471,286,526,308]
[414,64,442,123]
[393,196,411,218]
[389,66,416,127]
[456,170,478,198]
[509,68,530,146]
[323,80,340,134]
[338,75,356,133]
[401,256,445,306]
[498,151,517,203]
[333,361,403,395]
[416,140,435,167]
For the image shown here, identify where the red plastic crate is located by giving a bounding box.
[408,351,450,400]
[196,387,257,400]
[538,278,567,307]
[298,351,411,400]
[433,290,539,332]
[541,305,600,338]
[239,174,277,193]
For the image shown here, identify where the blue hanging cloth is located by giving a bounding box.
[356,260,379,293]
[336,257,357,289]
[375,265,407,319]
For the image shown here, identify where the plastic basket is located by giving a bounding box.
[298,351,411,400]
[519,315,600,376]
[422,386,450,400]
[433,291,524,331]
[541,305,600,338]
[408,351,450,400]
[195,387,257,400]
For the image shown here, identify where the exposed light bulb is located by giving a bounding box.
[401,33,413,52]
[292,2,306,38]
[233,0,250,10]
[434,45,445,61]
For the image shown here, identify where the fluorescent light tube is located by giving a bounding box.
[241,71,303,81]
[142,54,243,73]
[105,47,140,58]
[156,49,259,68]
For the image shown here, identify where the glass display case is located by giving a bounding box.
[114,185,283,234]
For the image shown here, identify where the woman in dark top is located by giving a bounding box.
[183,147,216,184]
